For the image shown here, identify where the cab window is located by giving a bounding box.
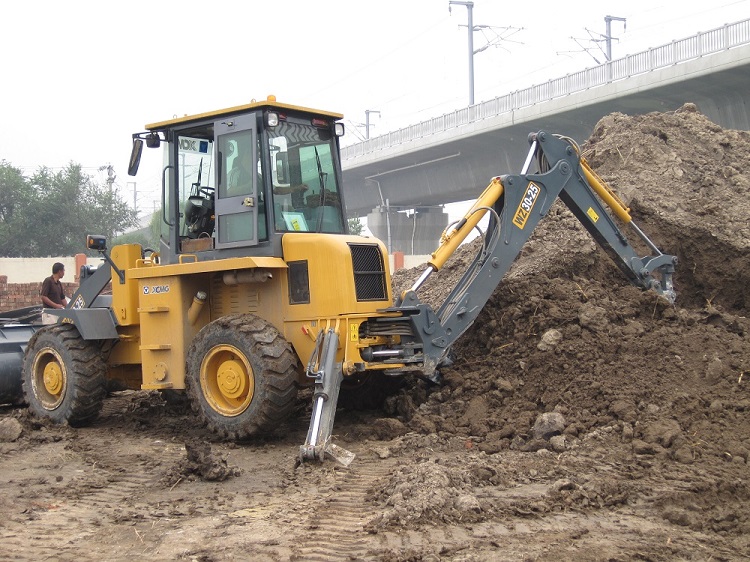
[176,135,215,248]
[268,122,345,233]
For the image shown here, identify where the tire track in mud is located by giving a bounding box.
[290,454,397,561]
[1,394,187,561]
[3,472,148,562]
[287,452,478,561]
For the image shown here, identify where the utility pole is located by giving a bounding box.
[448,2,521,106]
[604,15,626,61]
[562,15,627,65]
[449,1,475,105]
[99,164,116,191]
[365,110,380,139]
[127,182,137,214]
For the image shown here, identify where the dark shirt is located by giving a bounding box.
[40,276,66,307]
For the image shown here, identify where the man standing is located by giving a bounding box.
[40,262,67,324]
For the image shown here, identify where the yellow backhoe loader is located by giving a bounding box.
[20,97,676,464]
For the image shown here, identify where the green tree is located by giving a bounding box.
[348,216,364,236]
[114,210,161,251]
[0,162,138,257]
[0,161,33,256]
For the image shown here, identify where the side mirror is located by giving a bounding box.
[146,132,161,148]
[87,234,107,251]
[276,153,289,184]
[128,139,143,176]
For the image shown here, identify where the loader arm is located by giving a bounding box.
[390,131,676,379]
[48,238,140,341]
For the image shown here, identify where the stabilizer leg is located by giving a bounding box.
[299,329,354,466]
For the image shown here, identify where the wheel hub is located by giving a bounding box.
[216,359,247,399]
[43,362,64,395]
[32,347,67,410]
[201,345,254,416]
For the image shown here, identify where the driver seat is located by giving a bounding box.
[184,195,215,239]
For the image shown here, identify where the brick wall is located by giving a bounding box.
[0,275,79,312]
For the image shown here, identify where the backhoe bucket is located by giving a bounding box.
[299,328,354,466]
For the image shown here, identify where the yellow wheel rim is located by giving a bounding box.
[31,348,67,410]
[200,345,254,416]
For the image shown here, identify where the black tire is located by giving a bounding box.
[339,371,405,411]
[185,314,299,440]
[22,324,107,426]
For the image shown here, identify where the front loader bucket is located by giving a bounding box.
[0,323,39,404]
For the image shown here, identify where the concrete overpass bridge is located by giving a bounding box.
[341,18,750,254]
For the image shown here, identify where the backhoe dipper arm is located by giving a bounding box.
[395,131,676,377]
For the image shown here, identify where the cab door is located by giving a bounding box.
[215,115,259,248]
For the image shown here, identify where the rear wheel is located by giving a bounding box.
[22,324,107,426]
[185,314,299,440]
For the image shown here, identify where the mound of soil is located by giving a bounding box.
[377,104,750,543]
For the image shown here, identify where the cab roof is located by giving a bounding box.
[145,96,344,131]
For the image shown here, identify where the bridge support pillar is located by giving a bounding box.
[367,206,448,255]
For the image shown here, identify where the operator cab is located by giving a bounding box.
[128,96,347,264]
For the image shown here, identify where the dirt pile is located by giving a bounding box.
[586,103,750,311]
[161,439,240,486]
[374,104,750,542]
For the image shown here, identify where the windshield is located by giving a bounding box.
[267,121,345,234]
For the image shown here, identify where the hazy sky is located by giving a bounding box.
[2,0,748,217]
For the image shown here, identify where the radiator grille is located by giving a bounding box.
[349,243,387,301]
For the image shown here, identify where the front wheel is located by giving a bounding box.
[185,314,299,440]
[22,324,107,426]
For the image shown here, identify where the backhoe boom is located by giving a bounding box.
[389,131,677,381]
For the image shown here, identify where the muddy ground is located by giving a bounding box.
[1,104,748,561]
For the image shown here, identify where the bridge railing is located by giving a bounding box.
[342,18,750,161]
